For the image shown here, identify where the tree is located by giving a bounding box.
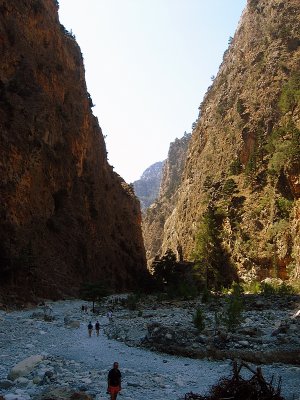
[80,282,110,313]
[193,204,236,290]
[222,282,244,331]
[152,249,177,287]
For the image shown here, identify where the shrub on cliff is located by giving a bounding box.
[279,71,300,114]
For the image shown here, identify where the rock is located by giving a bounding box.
[4,394,29,400]
[64,317,80,329]
[15,377,30,387]
[127,382,140,387]
[237,326,263,337]
[197,335,207,344]
[292,309,300,319]
[44,315,55,322]
[32,376,42,385]
[7,355,44,381]
[0,380,14,389]
[37,388,93,400]
[271,324,289,336]
[252,300,265,310]
[237,340,250,347]
[31,312,46,320]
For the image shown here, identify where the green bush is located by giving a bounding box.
[236,98,245,115]
[261,282,277,296]
[279,72,300,114]
[201,287,211,303]
[126,293,140,310]
[222,282,244,331]
[223,179,237,195]
[277,282,295,295]
[266,121,300,174]
[229,159,242,175]
[193,308,205,332]
[276,197,294,219]
[261,281,295,296]
[242,281,261,294]
[214,311,223,333]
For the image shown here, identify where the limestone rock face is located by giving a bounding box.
[143,0,300,279]
[143,133,191,267]
[133,161,164,212]
[0,0,146,302]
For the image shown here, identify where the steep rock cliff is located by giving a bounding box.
[143,0,300,280]
[143,132,191,266]
[133,161,164,212]
[0,0,146,303]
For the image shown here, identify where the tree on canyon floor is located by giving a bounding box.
[192,204,237,291]
[80,282,111,313]
[151,249,197,299]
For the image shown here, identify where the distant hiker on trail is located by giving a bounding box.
[88,321,93,337]
[81,305,85,312]
[107,362,121,400]
[95,320,100,336]
[84,305,88,313]
[107,310,113,322]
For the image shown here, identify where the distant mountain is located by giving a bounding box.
[133,162,164,211]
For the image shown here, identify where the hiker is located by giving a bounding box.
[107,362,121,400]
[107,310,113,322]
[87,321,93,337]
[95,320,100,336]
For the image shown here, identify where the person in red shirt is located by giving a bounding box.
[107,362,121,400]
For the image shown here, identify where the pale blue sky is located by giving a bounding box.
[58,1,246,183]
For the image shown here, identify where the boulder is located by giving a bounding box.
[0,380,14,389]
[7,355,44,381]
[37,388,93,400]
[64,316,80,328]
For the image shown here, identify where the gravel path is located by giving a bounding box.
[0,300,299,400]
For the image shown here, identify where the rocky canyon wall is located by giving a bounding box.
[143,0,300,281]
[133,161,164,212]
[143,132,191,266]
[0,0,147,303]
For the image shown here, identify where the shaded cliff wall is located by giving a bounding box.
[143,0,300,280]
[0,0,146,302]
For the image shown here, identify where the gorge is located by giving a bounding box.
[0,0,300,305]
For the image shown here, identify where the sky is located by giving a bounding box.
[58,0,246,183]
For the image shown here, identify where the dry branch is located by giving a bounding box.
[184,361,285,400]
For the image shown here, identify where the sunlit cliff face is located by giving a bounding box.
[143,0,300,281]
